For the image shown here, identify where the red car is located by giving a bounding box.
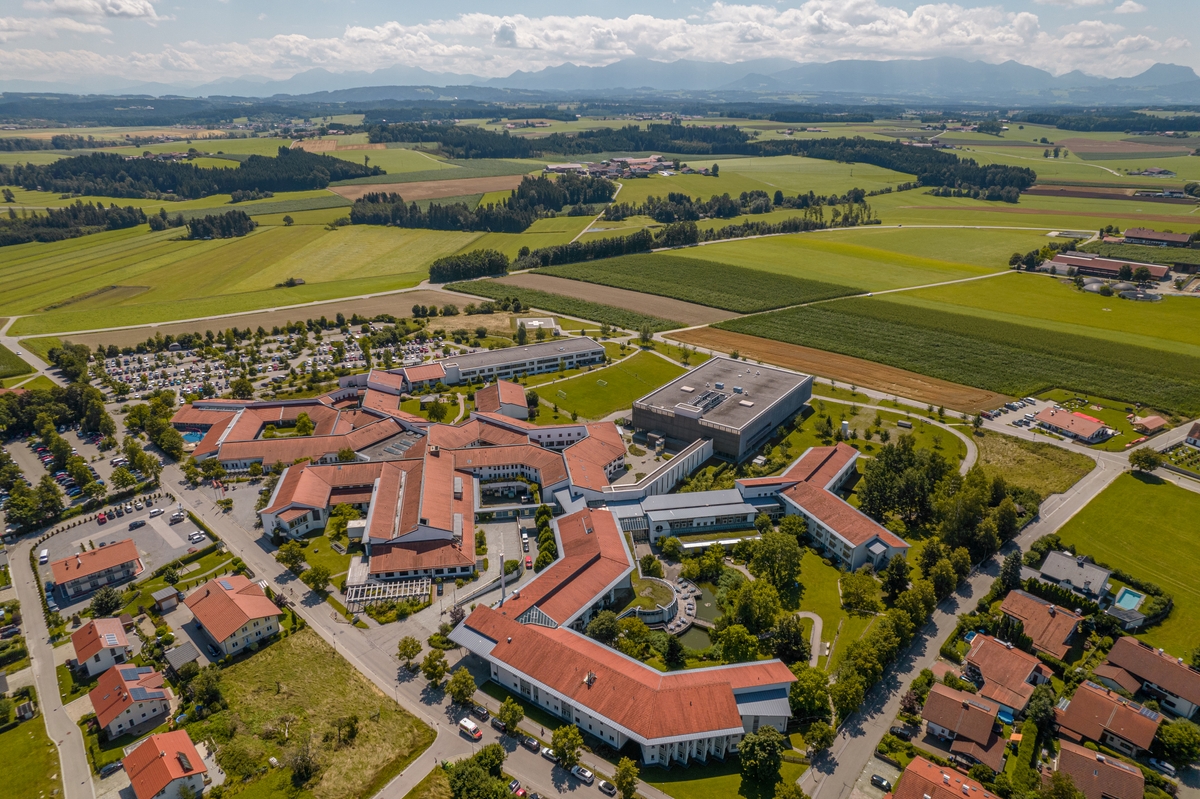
[97,514,108,525]
[525,555,532,569]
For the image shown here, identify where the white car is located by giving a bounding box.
[570,766,594,785]
[148,507,163,517]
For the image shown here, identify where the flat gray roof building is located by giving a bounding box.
[632,357,812,462]
[441,337,605,384]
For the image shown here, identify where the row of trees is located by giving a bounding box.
[0,200,147,247]
[604,187,875,224]
[186,209,257,240]
[428,249,510,283]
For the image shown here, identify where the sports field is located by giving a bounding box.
[4,225,479,335]
[537,253,860,312]
[534,351,685,420]
[1055,473,1200,655]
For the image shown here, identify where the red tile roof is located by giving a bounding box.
[184,575,281,643]
[361,389,429,424]
[1056,681,1161,750]
[89,665,171,728]
[367,369,406,391]
[783,443,857,487]
[471,411,543,431]
[71,617,129,663]
[1124,227,1191,245]
[891,757,994,799]
[949,733,1007,772]
[783,481,908,548]
[1091,664,1143,695]
[1000,590,1080,660]
[966,635,1041,711]
[1105,636,1200,707]
[1035,408,1106,440]
[563,424,626,492]
[123,730,206,799]
[426,419,527,449]
[368,539,475,574]
[404,363,446,383]
[453,443,569,487]
[51,539,140,585]
[922,683,998,744]
[475,380,527,413]
[1056,739,1145,799]
[171,405,234,427]
[217,416,402,465]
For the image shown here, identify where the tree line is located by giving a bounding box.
[428,249,510,283]
[186,209,257,240]
[0,200,146,247]
[604,187,875,223]
[0,147,382,200]
[349,173,617,234]
[1021,111,1200,132]
[0,134,124,151]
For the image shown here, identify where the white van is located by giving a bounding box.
[38,549,49,564]
[458,718,482,740]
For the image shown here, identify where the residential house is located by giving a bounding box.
[71,617,131,678]
[1130,416,1167,435]
[1185,422,1200,448]
[891,757,992,799]
[965,635,1052,717]
[50,540,142,599]
[185,576,282,657]
[921,683,1006,771]
[1095,637,1200,719]
[474,380,530,420]
[1000,590,1081,660]
[122,729,208,799]
[1055,739,1145,799]
[1034,551,1112,600]
[1055,681,1162,757]
[89,665,173,739]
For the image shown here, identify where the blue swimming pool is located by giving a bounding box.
[1114,587,1145,611]
[182,431,204,443]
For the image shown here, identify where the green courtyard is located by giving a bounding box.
[534,351,685,421]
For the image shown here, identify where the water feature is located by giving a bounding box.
[678,626,712,651]
[182,431,204,443]
[1114,587,1145,611]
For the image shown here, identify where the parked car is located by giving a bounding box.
[490,717,506,733]
[470,705,489,721]
[508,779,521,794]
[207,644,221,659]
[889,726,914,741]
[570,766,594,785]
[99,762,124,778]
[97,514,108,525]
[38,549,49,564]
[129,519,146,530]
[541,746,557,762]
[1149,759,1177,778]
[189,532,206,543]
[599,780,617,796]
[458,718,482,741]
[149,507,164,517]
[525,555,533,570]
[870,775,893,792]
[522,735,539,752]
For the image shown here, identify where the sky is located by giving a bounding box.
[0,0,1194,88]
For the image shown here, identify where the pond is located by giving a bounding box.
[678,626,712,651]
[693,582,721,623]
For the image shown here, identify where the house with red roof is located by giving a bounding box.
[891,757,993,799]
[122,730,207,799]
[921,683,1006,771]
[474,380,529,420]
[1000,590,1080,661]
[1054,739,1144,799]
[1055,681,1162,757]
[1034,408,1110,444]
[965,635,1052,715]
[89,665,173,739]
[1094,636,1200,720]
[51,539,142,599]
[71,617,131,677]
[184,576,282,657]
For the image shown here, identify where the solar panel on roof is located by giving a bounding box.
[218,579,233,590]
[103,633,119,646]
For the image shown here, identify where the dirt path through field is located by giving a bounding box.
[492,273,741,326]
[668,327,1010,413]
[330,175,526,202]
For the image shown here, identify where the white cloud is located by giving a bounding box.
[0,1,1188,83]
[25,0,159,19]
[1033,0,1107,6]
[1113,1,1147,12]
[0,15,109,41]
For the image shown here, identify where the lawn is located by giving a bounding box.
[57,662,98,703]
[401,767,451,799]
[537,253,859,313]
[465,214,596,259]
[1035,389,1173,452]
[796,550,874,672]
[1054,473,1200,656]
[84,718,170,773]
[4,225,479,335]
[185,628,435,799]
[534,351,685,420]
[678,226,1037,291]
[624,574,676,611]
[645,753,807,799]
[15,336,59,364]
[297,533,356,578]
[971,429,1095,498]
[0,343,33,380]
[120,548,235,616]
[0,716,62,799]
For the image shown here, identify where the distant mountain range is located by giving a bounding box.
[4,57,1200,105]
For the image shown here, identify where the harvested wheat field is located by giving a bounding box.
[670,327,1010,413]
[492,273,741,326]
[331,175,527,202]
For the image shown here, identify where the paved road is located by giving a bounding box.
[9,536,97,799]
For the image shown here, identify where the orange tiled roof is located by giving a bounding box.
[922,683,997,744]
[404,363,446,383]
[783,482,908,548]
[184,575,281,643]
[368,539,475,574]
[89,665,171,728]
[475,380,527,413]
[453,443,569,486]
[1105,636,1200,707]
[892,758,993,799]
[1056,681,1161,750]
[783,443,857,486]
[71,617,129,663]
[1000,590,1080,660]
[1056,739,1144,799]
[123,730,206,799]
[966,635,1040,710]
[563,424,625,492]
[51,539,139,585]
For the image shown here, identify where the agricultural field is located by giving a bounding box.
[1079,242,1200,269]
[676,227,1033,291]
[536,253,859,312]
[464,214,596,259]
[970,429,1096,498]
[885,273,1200,357]
[1055,473,1200,656]
[330,158,548,187]
[0,343,33,380]
[447,278,685,332]
[4,225,479,335]
[533,350,685,420]
[716,296,1200,415]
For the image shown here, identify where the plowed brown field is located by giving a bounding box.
[669,327,1010,413]
[330,175,526,202]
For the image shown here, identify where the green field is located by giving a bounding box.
[536,253,859,312]
[4,225,479,335]
[400,767,451,799]
[331,158,547,186]
[446,280,683,332]
[887,273,1200,357]
[185,627,434,799]
[0,343,34,380]
[647,757,807,799]
[0,716,62,799]
[1079,242,1200,268]
[325,146,454,174]
[716,296,1200,414]
[972,429,1095,499]
[534,351,685,419]
[465,214,596,258]
[677,227,1035,291]
[1055,473,1200,655]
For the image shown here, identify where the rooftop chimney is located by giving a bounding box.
[944,775,951,785]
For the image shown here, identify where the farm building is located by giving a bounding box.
[1122,228,1192,248]
[1050,252,1171,281]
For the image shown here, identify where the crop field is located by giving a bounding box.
[1079,242,1200,268]
[537,252,859,312]
[446,278,684,332]
[716,296,1200,414]
[330,174,527,202]
[463,214,595,258]
[1055,473,1200,655]
[4,225,479,334]
[491,273,735,325]
[886,273,1200,357]
[677,227,1020,291]
[330,158,547,187]
[533,350,685,420]
[326,146,453,173]
[0,343,33,380]
[670,326,1009,412]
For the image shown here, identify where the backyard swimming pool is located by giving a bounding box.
[1114,587,1145,611]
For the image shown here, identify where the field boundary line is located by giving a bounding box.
[573,180,621,244]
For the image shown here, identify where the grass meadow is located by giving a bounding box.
[536,253,860,312]
[1055,473,1200,656]
[464,214,595,258]
[0,716,61,799]
[0,343,33,380]
[971,429,1096,499]
[534,350,685,420]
